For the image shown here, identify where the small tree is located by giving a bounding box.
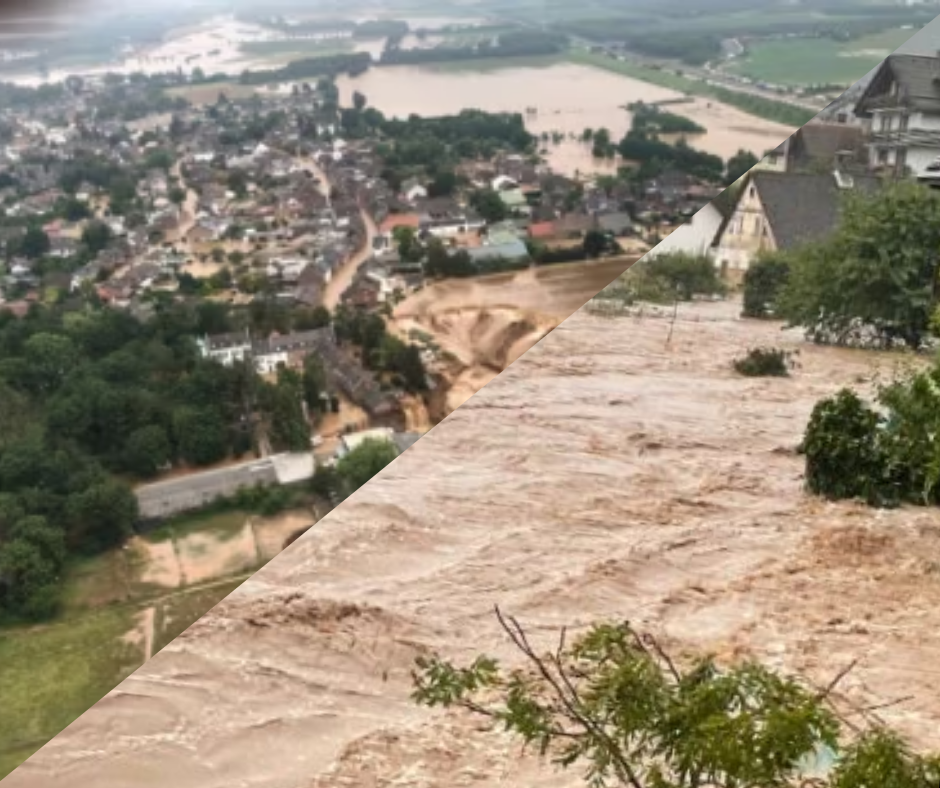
[742,252,790,319]
[413,609,940,788]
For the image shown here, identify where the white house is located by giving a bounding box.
[856,53,940,183]
[196,330,252,365]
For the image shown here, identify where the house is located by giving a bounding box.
[756,122,868,175]
[333,427,396,462]
[596,212,634,237]
[253,328,334,374]
[855,53,940,183]
[499,189,529,214]
[710,170,880,285]
[643,200,724,262]
[467,238,530,267]
[401,178,428,203]
[197,330,253,365]
[492,174,518,191]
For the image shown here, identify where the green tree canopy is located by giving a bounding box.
[777,181,940,349]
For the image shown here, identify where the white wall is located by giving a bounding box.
[643,202,724,260]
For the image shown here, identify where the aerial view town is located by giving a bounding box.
[2,0,940,781]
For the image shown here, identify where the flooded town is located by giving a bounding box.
[4,0,940,785]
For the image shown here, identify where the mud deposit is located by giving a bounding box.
[11,299,940,788]
[393,258,637,413]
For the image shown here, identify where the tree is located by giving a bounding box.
[352,90,368,111]
[20,226,50,259]
[428,170,458,198]
[0,539,60,619]
[470,189,508,223]
[742,252,790,319]
[169,186,187,215]
[583,229,608,259]
[82,220,113,255]
[393,225,423,263]
[264,369,310,453]
[413,609,940,788]
[725,148,759,185]
[23,333,77,394]
[125,425,172,478]
[173,406,229,467]
[645,253,724,301]
[7,515,66,568]
[66,479,138,554]
[778,181,940,350]
[335,437,398,494]
[302,355,329,413]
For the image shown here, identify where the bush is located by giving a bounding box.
[800,389,894,506]
[733,347,793,377]
[644,252,725,301]
[742,254,790,318]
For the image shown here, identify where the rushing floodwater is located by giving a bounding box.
[12,299,940,788]
[337,62,796,176]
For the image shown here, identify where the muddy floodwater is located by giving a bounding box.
[12,299,940,788]
[337,63,796,176]
[391,257,637,412]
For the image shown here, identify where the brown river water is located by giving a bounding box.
[337,63,796,176]
[11,298,940,788]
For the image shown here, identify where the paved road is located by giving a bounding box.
[136,458,280,519]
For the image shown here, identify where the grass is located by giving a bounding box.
[0,606,143,780]
[144,508,251,544]
[151,577,247,655]
[239,39,353,61]
[568,48,814,127]
[60,551,136,613]
[726,28,916,88]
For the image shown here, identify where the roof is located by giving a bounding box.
[749,170,881,251]
[528,221,555,239]
[789,123,866,167]
[856,54,940,115]
[379,213,421,234]
[467,239,530,263]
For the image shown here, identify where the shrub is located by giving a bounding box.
[733,347,793,377]
[800,389,894,506]
[742,253,790,318]
[644,252,725,301]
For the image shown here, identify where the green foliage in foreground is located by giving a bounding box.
[413,610,940,788]
[803,362,940,508]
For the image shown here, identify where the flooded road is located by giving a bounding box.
[337,62,796,176]
[13,298,940,788]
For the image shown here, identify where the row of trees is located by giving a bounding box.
[380,30,565,66]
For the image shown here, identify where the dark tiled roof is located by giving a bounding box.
[751,171,880,251]
[857,54,940,114]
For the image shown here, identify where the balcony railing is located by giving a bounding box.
[871,128,940,147]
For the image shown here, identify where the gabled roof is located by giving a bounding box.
[748,170,881,251]
[856,54,940,115]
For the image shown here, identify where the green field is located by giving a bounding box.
[727,27,918,87]
[240,39,354,62]
[0,504,300,780]
[0,607,144,777]
[567,49,814,127]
